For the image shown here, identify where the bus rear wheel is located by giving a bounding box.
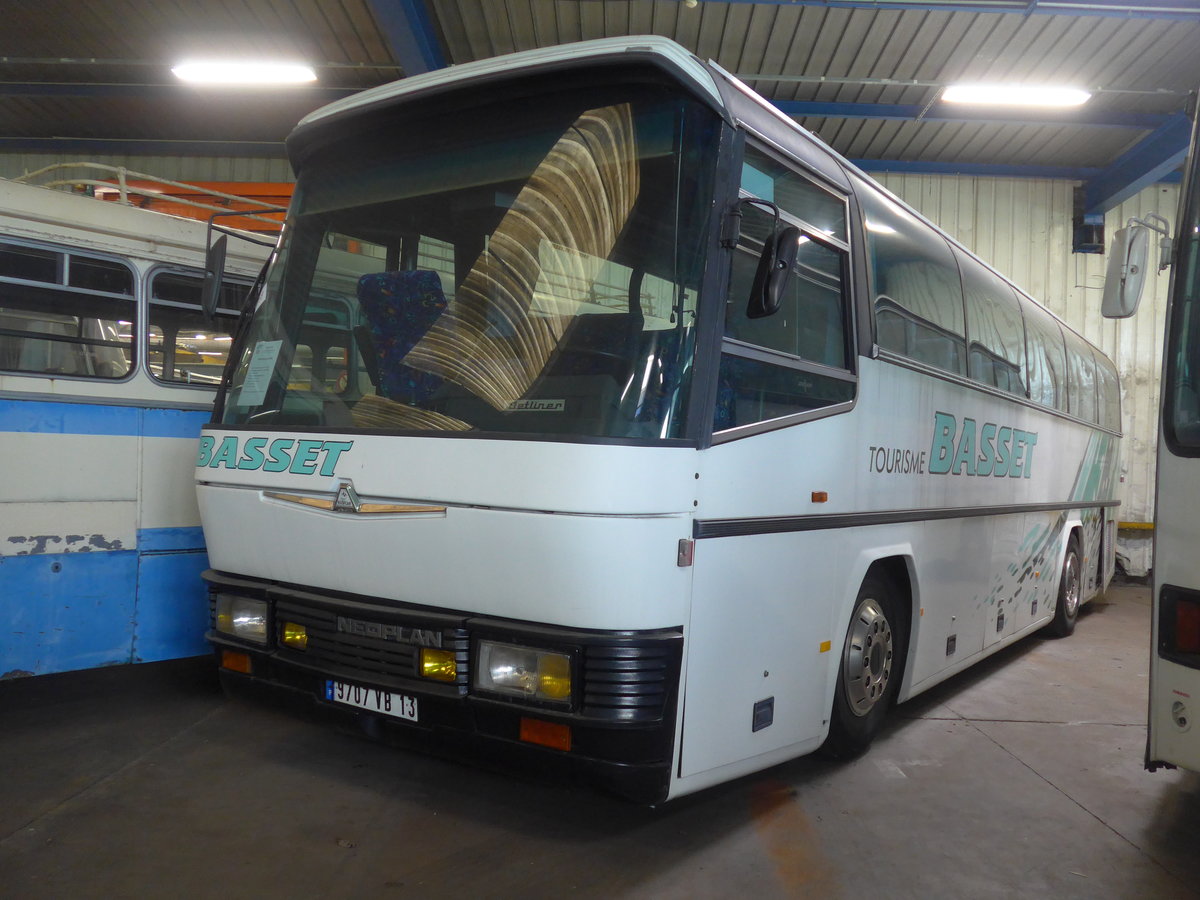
[1047,534,1082,638]
[820,572,905,760]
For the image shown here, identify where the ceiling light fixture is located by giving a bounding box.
[942,84,1092,108]
[171,60,317,85]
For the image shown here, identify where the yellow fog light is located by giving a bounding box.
[537,653,572,700]
[281,622,308,650]
[420,648,457,682]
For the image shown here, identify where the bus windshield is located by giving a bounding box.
[220,86,720,441]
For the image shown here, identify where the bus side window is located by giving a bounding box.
[1095,350,1121,432]
[1065,330,1098,423]
[725,210,848,368]
[0,240,134,379]
[1021,296,1069,412]
[854,178,967,376]
[716,198,854,434]
[955,247,1027,398]
[149,269,247,385]
[740,145,848,243]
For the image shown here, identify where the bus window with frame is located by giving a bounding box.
[740,144,848,243]
[1022,297,1068,412]
[0,241,134,379]
[715,201,854,435]
[854,178,967,377]
[1094,349,1121,432]
[148,270,249,386]
[954,247,1027,398]
[1064,330,1098,423]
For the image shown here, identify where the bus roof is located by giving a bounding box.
[0,177,268,275]
[293,35,725,135]
[284,35,1108,368]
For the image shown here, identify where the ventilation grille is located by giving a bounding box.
[274,598,469,691]
[581,641,680,723]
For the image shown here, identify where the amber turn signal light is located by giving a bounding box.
[519,717,571,751]
[221,650,252,674]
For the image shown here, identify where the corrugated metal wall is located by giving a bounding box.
[871,172,1175,574]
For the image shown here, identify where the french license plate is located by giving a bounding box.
[324,680,418,721]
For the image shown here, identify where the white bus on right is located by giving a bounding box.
[1107,94,1200,773]
[1151,104,1200,772]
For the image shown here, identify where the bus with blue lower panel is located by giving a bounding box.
[0,178,268,677]
[198,37,1120,802]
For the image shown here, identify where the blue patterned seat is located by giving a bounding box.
[356,270,447,402]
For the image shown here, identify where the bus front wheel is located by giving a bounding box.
[1047,534,1082,638]
[820,572,905,760]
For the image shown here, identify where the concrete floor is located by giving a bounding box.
[3,582,1200,899]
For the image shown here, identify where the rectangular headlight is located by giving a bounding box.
[475,641,572,703]
[215,594,268,645]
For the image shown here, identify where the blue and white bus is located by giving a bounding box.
[197,37,1121,802]
[0,177,269,677]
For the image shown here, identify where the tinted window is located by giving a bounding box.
[148,270,249,385]
[1095,350,1121,432]
[716,160,854,436]
[1022,298,1067,411]
[741,145,847,243]
[714,353,855,433]
[222,91,718,441]
[0,244,58,282]
[856,179,966,375]
[956,247,1026,397]
[726,213,847,368]
[0,241,133,379]
[1065,330,1098,422]
[69,257,134,295]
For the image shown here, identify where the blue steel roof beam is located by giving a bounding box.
[0,83,358,103]
[366,0,447,77]
[676,0,1200,21]
[772,100,1168,129]
[1083,113,1193,214]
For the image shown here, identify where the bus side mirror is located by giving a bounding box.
[747,226,801,319]
[201,234,229,321]
[1102,213,1173,319]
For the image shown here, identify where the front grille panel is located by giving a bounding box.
[274,598,469,692]
[582,641,681,723]
[209,575,682,722]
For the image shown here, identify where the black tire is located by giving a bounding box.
[1047,534,1082,638]
[819,571,907,760]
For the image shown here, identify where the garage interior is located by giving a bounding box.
[3,1,1200,896]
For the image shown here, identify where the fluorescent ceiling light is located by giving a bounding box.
[942,84,1091,108]
[172,60,317,85]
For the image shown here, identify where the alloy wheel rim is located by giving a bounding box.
[843,597,894,717]
[1064,551,1081,617]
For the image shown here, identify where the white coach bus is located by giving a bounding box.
[197,37,1121,802]
[0,176,270,677]
[1110,93,1200,773]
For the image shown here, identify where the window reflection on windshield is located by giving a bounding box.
[223,90,718,442]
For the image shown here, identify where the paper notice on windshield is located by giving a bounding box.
[237,339,282,407]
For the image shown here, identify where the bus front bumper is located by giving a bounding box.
[204,572,682,804]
